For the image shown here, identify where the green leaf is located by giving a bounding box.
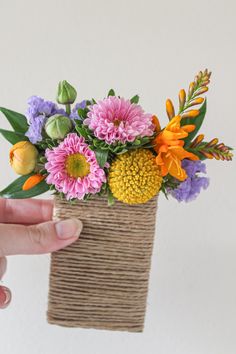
[0,107,28,133]
[130,95,139,104]
[95,149,108,168]
[108,89,115,97]
[75,125,89,139]
[134,139,141,145]
[77,108,87,119]
[182,100,207,147]
[0,129,29,144]
[0,174,31,196]
[116,148,128,155]
[107,189,115,206]
[185,147,206,160]
[0,174,50,199]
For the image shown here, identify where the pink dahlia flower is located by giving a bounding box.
[45,133,106,200]
[84,97,155,144]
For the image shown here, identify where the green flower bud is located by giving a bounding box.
[56,80,77,104]
[45,114,72,140]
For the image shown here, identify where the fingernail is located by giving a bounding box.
[55,219,83,240]
[0,286,12,309]
[0,258,7,280]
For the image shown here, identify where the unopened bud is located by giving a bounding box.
[45,114,72,140]
[56,80,77,104]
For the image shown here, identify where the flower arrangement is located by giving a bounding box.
[1,71,233,332]
[0,70,233,204]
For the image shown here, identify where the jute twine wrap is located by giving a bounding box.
[47,195,158,332]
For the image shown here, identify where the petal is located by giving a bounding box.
[152,115,161,132]
[182,124,196,133]
[162,152,187,181]
[169,146,199,161]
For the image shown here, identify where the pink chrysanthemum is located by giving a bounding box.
[84,97,155,144]
[45,133,106,200]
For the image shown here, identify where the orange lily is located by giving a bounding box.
[152,115,199,181]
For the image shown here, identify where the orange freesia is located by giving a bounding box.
[22,174,45,191]
[152,115,199,181]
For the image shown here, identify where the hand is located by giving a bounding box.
[0,199,82,309]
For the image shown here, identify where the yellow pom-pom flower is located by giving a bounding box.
[108,149,162,204]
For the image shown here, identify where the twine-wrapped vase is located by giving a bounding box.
[47,195,158,332]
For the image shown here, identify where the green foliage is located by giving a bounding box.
[77,107,88,119]
[182,100,207,147]
[0,129,28,144]
[186,140,233,161]
[95,149,108,168]
[160,175,180,199]
[0,107,28,133]
[186,147,206,160]
[130,95,139,104]
[75,100,94,119]
[108,89,115,97]
[94,137,154,155]
[36,137,59,151]
[74,122,90,138]
[0,174,50,199]
[129,136,152,148]
[107,188,115,206]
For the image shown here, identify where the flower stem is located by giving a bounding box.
[66,104,71,115]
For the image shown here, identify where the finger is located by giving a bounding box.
[0,199,53,224]
[0,257,7,279]
[0,286,11,309]
[0,219,82,256]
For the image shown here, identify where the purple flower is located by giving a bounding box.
[70,100,87,120]
[25,96,65,143]
[169,159,209,202]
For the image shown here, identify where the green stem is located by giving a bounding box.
[66,104,71,115]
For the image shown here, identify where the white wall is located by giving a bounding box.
[0,1,235,353]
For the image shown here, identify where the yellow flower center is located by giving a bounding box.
[65,153,90,178]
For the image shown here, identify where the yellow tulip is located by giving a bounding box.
[9,141,38,175]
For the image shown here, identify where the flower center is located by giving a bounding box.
[113,118,122,127]
[65,153,90,178]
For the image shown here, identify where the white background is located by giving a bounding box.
[0,1,235,353]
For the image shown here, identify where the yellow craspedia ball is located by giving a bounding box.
[108,149,163,204]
